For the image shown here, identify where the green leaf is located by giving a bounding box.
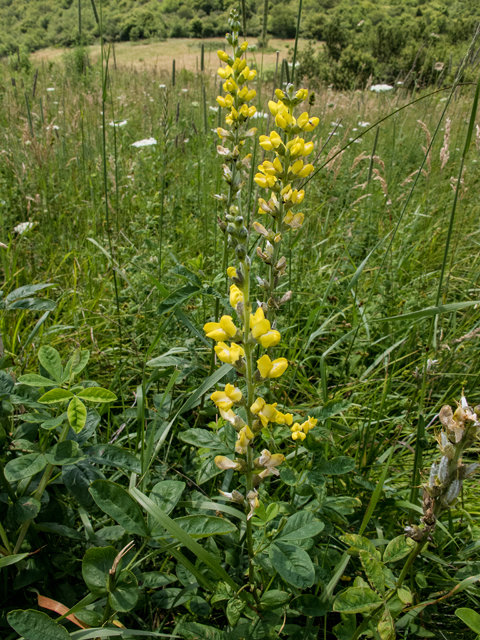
[70,629,174,639]
[4,453,47,482]
[62,463,103,511]
[7,609,70,640]
[279,467,297,485]
[36,522,83,540]
[0,553,29,569]
[383,535,416,563]
[173,515,237,538]
[18,373,58,387]
[384,300,480,323]
[260,590,290,609]
[340,534,382,561]
[38,388,74,404]
[41,415,66,430]
[149,481,185,534]
[89,480,149,536]
[77,387,117,403]
[109,569,138,612]
[175,622,224,640]
[277,511,324,542]
[315,456,356,475]
[11,497,41,524]
[397,586,412,605]
[68,396,87,433]
[71,350,90,376]
[359,550,385,595]
[82,546,117,595]
[38,345,63,383]
[269,541,315,589]
[0,370,14,396]
[308,400,351,421]
[377,606,395,640]
[45,440,83,466]
[140,572,177,588]
[456,608,480,634]
[333,586,383,614]
[226,598,245,626]
[179,428,227,450]
[179,363,232,416]
[291,594,329,617]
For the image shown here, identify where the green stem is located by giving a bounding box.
[0,520,12,555]
[396,538,429,589]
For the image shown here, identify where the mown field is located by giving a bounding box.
[1,26,480,640]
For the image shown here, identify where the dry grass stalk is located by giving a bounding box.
[440,117,451,171]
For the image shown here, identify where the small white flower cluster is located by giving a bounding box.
[370,84,394,93]
[14,222,35,235]
[131,138,157,148]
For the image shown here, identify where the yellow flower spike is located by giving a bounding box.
[247,70,257,81]
[284,211,304,230]
[281,183,292,196]
[302,117,320,132]
[217,50,230,63]
[295,88,308,100]
[298,163,314,178]
[268,100,279,116]
[215,455,241,470]
[204,315,237,341]
[227,266,237,278]
[230,284,244,308]
[291,159,304,175]
[238,87,248,99]
[302,142,314,156]
[240,41,248,51]
[215,342,245,365]
[261,161,278,176]
[210,383,243,411]
[250,307,265,329]
[236,427,251,454]
[238,58,247,72]
[259,135,274,151]
[273,157,283,173]
[257,449,285,478]
[257,354,288,378]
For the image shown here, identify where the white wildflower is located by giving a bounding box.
[14,222,35,235]
[370,84,394,93]
[131,138,157,148]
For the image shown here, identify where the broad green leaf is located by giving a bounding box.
[383,535,416,563]
[279,467,297,485]
[175,622,224,640]
[18,373,58,388]
[86,444,141,474]
[90,480,149,536]
[291,594,329,617]
[226,598,245,626]
[82,546,117,595]
[333,613,357,640]
[109,569,138,612]
[0,371,14,396]
[36,522,83,540]
[140,572,177,588]
[62,463,104,511]
[397,586,412,605]
[7,609,70,640]
[11,497,41,524]
[173,515,237,538]
[68,396,87,433]
[196,455,225,485]
[70,629,174,639]
[315,456,356,475]
[45,440,83,466]
[149,481,185,534]
[179,428,227,450]
[359,550,385,595]
[41,415,66,430]
[309,400,351,421]
[38,345,63,382]
[71,350,90,376]
[4,453,47,482]
[377,606,395,640]
[77,387,117,403]
[269,541,315,589]
[0,553,29,569]
[38,388,74,404]
[456,608,480,634]
[260,590,290,609]
[340,534,382,561]
[5,283,54,303]
[277,511,324,542]
[333,586,383,614]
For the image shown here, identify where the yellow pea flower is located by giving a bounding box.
[243,89,256,102]
[302,117,319,132]
[284,210,304,229]
[218,65,233,79]
[268,100,279,115]
[275,89,286,100]
[257,449,285,478]
[298,163,314,178]
[237,58,247,72]
[217,95,233,109]
[211,383,243,411]
[250,397,278,427]
[259,135,273,151]
[258,330,281,348]
[240,41,248,51]
[275,114,287,129]
[204,315,237,341]
[254,173,277,188]
[257,354,288,378]
[247,489,259,520]
[215,455,241,470]
[295,88,308,100]
[236,425,254,454]
[302,416,318,433]
[270,131,283,148]
[297,112,309,128]
[260,161,278,176]
[302,141,314,156]
[275,410,293,426]
[230,284,244,308]
[291,159,304,175]
[247,106,256,118]
[217,50,230,63]
[227,266,237,278]
[215,342,245,365]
